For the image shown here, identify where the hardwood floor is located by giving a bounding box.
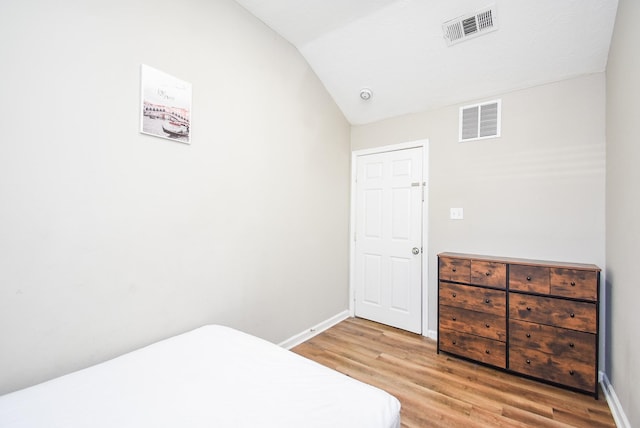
[292,317,615,428]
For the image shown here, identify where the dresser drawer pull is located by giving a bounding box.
[569,343,575,348]
[570,313,575,318]
[485,272,491,276]
[526,333,531,338]
[485,323,490,328]
[452,340,457,345]
[526,306,532,311]
[526,276,532,281]
[452,267,457,272]
[485,298,490,303]
[452,317,457,321]
[452,293,457,297]
[570,281,576,286]
[569,370,575,376]
[526,359,531,365]
[485,349,490,354]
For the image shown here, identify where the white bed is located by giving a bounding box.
[0,325,401,427]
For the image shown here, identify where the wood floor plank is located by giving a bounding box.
[469,405,537,428]
[500,404,574,427]
[376,352,554,418]
[292,317,615,428]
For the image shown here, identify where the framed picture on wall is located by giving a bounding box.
[140,64,192,144]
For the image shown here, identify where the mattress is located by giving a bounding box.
[0,325,401,428]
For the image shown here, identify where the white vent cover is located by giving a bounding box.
[443,5,497,46]
[459,99,501,142]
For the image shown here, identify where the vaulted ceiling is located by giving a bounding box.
[233,0,618,125]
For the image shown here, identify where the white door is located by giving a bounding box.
[354,147,423,334]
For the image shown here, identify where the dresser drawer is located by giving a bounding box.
[439,328,506,368]
[471,261,507,288]
[509,319,596,363]
[439,305,506,341]
[509,293,596,333]
[509,265,550,294]
[439,257,471,283]
[439,282,506,316]
[550,268,598,301]
[509,346,596,392]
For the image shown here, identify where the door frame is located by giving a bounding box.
[349,139,430,336]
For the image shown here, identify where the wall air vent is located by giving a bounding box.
[459,99,501,142]
[443,5,497,46]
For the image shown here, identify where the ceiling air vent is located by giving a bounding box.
[443,5,497,46]
[459,99,501,142]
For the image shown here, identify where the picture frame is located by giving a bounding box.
[140,64,192,144]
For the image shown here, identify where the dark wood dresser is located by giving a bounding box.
[437,252,600,397]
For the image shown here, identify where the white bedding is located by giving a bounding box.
[0,325,401,428]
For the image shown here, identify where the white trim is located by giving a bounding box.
[426,329,438,341]
[601,372,631,428]
[420,142,430,336]
[351,140,427,157]
[279,310,350,350]
[349,139,430,336]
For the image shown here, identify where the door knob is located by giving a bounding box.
[412,247,420,255]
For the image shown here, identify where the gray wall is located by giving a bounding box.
[352,73,606,349]
[606,0,640,424]
[0,0,350,394]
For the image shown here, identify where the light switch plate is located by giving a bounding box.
[450,207,464,220]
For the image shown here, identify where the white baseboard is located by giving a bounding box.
[426,329,437,340]
[279,310,350,350]
[601,371,631,428]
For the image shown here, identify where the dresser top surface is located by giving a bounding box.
[438,252,601,272]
